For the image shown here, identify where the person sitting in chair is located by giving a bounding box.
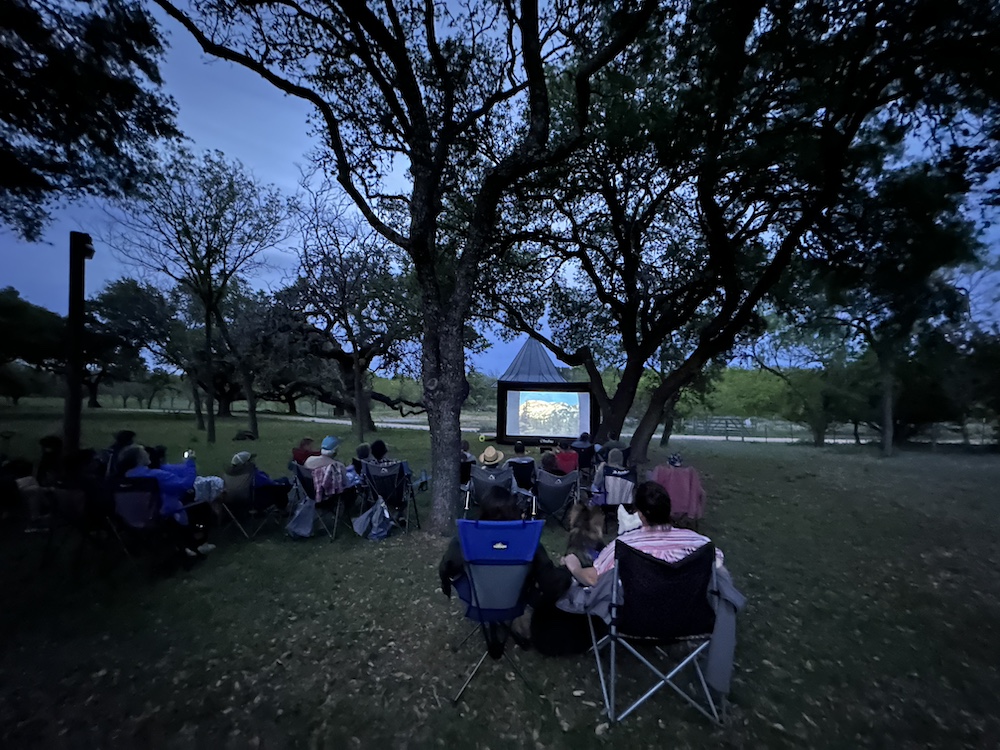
[369,439,397,466]
[504,441,536,498]
[118,445,214,556]
[292,437,320,465]
[554,441,578,474]
[460,440,477,465]
[439,487,570,612]
[561,481,724,588]
[540,450,564,476]
[230,451,288,487]
[479,445,504,469]
[304,436,341,470]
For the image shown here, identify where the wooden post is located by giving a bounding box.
[63,231,94,454]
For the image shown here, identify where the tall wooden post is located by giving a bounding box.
[63,231,94,453]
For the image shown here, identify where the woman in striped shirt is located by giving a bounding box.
[562,481,724,586]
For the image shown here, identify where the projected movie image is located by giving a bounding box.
[514,391,581,438]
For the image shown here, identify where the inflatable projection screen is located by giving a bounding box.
[496,382,599,445]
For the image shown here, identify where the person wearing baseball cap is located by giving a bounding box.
[304,435,341,471]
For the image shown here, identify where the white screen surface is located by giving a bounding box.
[505,390,589,439]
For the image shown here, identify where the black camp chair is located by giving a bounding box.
[465,465,513,517]
[533,469,578,526]
[361,461,420,532]
[507,458,537,512]
[458,459,476,513]
[589,542,722,725]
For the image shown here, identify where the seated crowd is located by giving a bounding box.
[0,428,422,566]
[442,435,723,655]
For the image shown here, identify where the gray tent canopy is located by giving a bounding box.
[497,338,566,384]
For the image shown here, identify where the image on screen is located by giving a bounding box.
[506,390,581,438]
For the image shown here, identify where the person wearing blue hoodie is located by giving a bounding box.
[119,445,214,555]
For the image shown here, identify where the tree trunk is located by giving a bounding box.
[812,425,826,447]
[243,372,259,439]
[86,381,101,408]
[853,420,861,445]
[423,314,467,534]
[286,396,298,415]
[121,395,129,408]
[659,394,680,447]
[879,354,895,458]
[593,358,646,442]
[191,379,205,431]
[217,396,233,418]
[353,357,369,443]
[204,310,216,443]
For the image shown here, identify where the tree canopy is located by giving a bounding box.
[0,0,177,239]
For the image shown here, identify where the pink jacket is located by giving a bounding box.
[647,464,706,521]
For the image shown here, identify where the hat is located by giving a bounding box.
[479,445,505,466]
[321,435,340,452]
[668,452,683,467]
[232,451,255,466]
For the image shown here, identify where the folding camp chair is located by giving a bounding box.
[465,465,513,517]
[452,518,544,703]
[589,542,723,725]
[573,444,597,487]
[293,463,334,540]
[458,459,476,512]
[221,471,286,540]
[507,459,537,511]
[107,476,162,555]
[594,466,636,533]
[533,469,578,526]
[107,476,186,572]
[362,461,420,532]
[313,461,355,539]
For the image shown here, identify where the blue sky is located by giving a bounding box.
[0,11,525,376]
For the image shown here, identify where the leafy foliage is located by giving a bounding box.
[0,0,177,238]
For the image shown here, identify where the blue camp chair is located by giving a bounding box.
[451,518,544,704]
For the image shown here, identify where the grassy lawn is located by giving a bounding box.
[2,408,999,748]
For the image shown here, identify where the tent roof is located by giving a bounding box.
[497,338,566,383]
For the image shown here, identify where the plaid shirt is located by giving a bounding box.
[593,524,724,577]
[312,460,347,501]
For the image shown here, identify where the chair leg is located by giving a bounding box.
[410,487,421,530]
[315,510,333,542]
[452,649,490,705]
[589,616,612,717]
[502,649,537,694]
[222,504,251,540]
[452,623,480,652]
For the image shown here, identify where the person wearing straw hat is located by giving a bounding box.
[479,445,505,468]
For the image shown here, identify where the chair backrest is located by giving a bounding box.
[223,469,254,507]
[615,541,716,639]
[508,459,536,491]
[456,519,543,622]
[459,459,475,486]
[535,469,578,515]
[469,465,513,505]
[573,444,596,471]
[604,466,636,506]
[294,463,316,499]
[363,461,408,510]
[113,476,161,529]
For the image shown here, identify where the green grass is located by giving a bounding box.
[2,409,1000,748]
